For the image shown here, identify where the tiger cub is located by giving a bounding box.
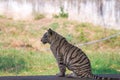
[41,28,119,80]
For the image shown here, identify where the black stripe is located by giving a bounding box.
[63,43,70,63]
[70,53,85,65]
[84,73,89,78]
[78,58,89,65]
[64,45,74,64]
[78,56,87,64]
[66,46,76,65]
[80,74,85,78]
[55,33,57,40]
[81,72,88,78]
[56,38,65,54]
[58,40,67,55]
[63,43,71,57]
[70,49,82,59]
[70,62,90,72]
[80,64,90,70]
[63,43,69,54]
[53,33,59,44]
[70,54,81,65]
[68,47,79,65]
[59,39,66,50]
[69,47,78,59]
[63,44,69,60]
[57,38,66,55]
[59,38,65,47]
[72,61,90,68]
[81,68,91,73]
[80,62,91,68]
[80,62,90,68]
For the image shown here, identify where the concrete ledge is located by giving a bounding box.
[0,74,120,80]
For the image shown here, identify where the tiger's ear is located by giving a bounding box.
[48,28,53,35]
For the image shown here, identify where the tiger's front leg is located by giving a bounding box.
[56,54,66,77]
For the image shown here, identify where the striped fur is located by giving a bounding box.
[41,29,119,80]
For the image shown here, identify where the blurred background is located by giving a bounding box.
[0,0,120,76]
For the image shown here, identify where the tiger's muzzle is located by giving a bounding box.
[41,38,47,44]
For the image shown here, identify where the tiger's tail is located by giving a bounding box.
[91,74,120,80]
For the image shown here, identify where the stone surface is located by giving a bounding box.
[0,74,120,80]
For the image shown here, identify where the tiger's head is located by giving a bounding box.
[41,28,55,44]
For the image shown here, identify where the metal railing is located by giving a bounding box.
[76,32,120,47]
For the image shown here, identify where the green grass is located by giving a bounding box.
[49,22,59,30]
[0,18,120,76]
[34,13,45,20]
[0,15,6,19]
[0,47,120,76]
[53,7,68,18]
[0,47,58,76]
[87,51,120,74]
[0,48,31,74]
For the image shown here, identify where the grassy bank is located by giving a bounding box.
[0,17,120,76]
[0,48,120,76]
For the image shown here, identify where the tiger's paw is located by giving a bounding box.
[56,72,65,77]
[66,73,77,78]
